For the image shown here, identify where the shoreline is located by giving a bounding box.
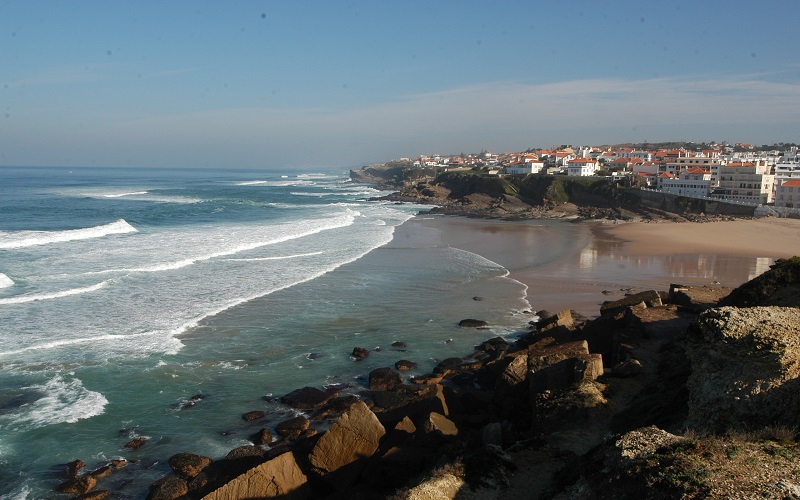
[408,215,800,318]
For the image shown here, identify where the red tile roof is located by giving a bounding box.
[781,179,800,187]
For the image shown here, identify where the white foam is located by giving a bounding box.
[0,273,13,289]
[89,215,354,274]
[226,251,323,262]
[0,219,137,249]
[237,180,312,187]
[100,191,149,198]
[0,281,110,305]
[0,375,108,430]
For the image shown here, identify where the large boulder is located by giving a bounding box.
[308,401,386,490]
[200,451,311,500]
[600,290,663,316]
[685,306,800,433]
[146,476,187,500]
[368,367,403,391]
[169,452,212,480]
[280,386,335,410]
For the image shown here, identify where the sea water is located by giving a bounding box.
[0,167,531,499]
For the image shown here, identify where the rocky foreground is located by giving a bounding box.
[55,257,800,499]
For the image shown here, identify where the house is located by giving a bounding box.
[567,158,598,177]
[712,161,775,204]
[658,168,712,198]
[505,161,544,175]
[775,179,800,208]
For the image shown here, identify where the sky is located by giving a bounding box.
[2,0,799,169]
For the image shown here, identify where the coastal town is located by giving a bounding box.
[391,141,800,215]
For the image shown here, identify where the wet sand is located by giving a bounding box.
[411,215,799,318]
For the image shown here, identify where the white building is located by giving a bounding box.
[657,168,712,198]
[504,161,544,175]
[712,162,775,204]
[567,158,598,177]
[775,179,800,208]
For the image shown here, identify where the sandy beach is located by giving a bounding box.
[411,216,800,317]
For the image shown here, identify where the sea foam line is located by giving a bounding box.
[100,191,148,198]
[0,281,111,305]
[226,251,323,262]
[0,219,137,249]
[87,214,355,275]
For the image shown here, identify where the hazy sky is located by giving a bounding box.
[2,1,799,169]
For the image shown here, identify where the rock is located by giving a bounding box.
[200,451,311,500]
[528,340,597,394]
[481,422,502,447]
[613,426,684,465]
[459,319,489,328]
[395,359,417,371]
[719,256,800,307]
[608,359,643,378]
[225,445,265,461]
[65,459,85,479]
[147,476,188,500]
[111,459,127,468]
[352,347,370,360]
[168,452,212,479]
[368,367,403,391]
[280,386,334,410]
[685,306,800,433]
[55,475,97,495]
[312,394,360,419]
[422,412,459,440]
[600,290,663,316]
[275,416,310,438]
[241,410,266,422]
[536,309,574,332]
[668,284,732,312]
[433,357,464,375]
[88,465,113,478]
[308,401,386,490]
[252,428,273,445]
[391,341,407,348]
[124,437,148,449]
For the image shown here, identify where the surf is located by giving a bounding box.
[0,219,137,249]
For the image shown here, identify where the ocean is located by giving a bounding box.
[0,166,532,499]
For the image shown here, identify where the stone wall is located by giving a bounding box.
[629,188,758,217]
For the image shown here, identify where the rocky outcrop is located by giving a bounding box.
[199,452,310,500]
[719,256,800,307]
[685,306,800,433]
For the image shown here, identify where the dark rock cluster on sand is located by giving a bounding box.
[56,257,800,499]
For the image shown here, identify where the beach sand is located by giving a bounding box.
[410,216,800,318]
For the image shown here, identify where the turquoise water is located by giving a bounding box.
[0,167,530,499]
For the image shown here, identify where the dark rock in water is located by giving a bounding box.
[352,346,370,360]
[252,428,273,445]
[89,465,113,479]
[306,352,324,360]
[391,341,407,348]
[369,367,403,391]
[124,437,148,450]
[395,359,417,371]
[168,452,211,480]
[55,475,97,495]
[146,475,187,500]
[459,319,489,328]
[275,416,310,438]
[313,394,360,419]
[433,357,463,374]
[175,394,206,410]
[225,445,265,461]
[280,386,334,410]
[473,296,484,301]
[65,459,85,479]
[241,410,266,422]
